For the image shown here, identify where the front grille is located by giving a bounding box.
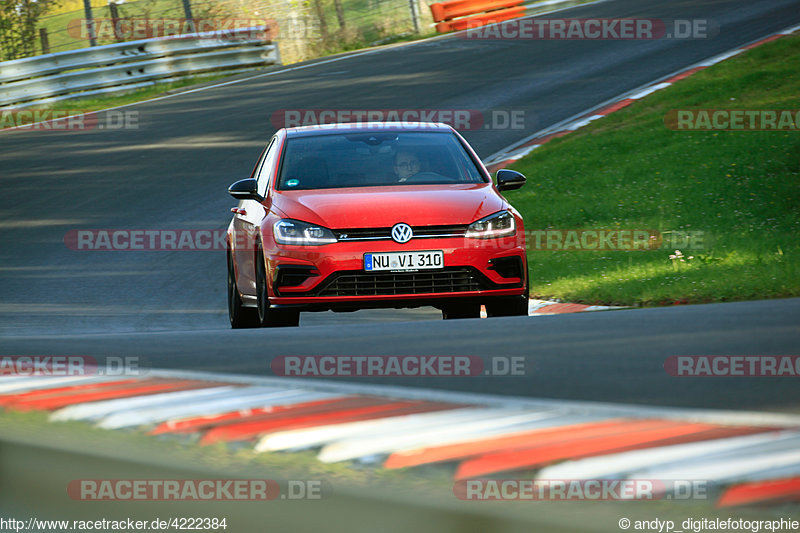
[334,225,467,241]
[317,267,488,297]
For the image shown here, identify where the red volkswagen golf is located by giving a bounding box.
[226,122,528,328]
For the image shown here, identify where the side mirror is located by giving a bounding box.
[228,178,262,201]
[496,169,526,192]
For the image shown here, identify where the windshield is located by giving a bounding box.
[276,131,486,190]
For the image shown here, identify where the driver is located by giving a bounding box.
[393,150,422,182]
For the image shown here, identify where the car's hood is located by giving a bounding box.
[272,183,505,229]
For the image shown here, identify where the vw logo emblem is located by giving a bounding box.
[391,223,413,244]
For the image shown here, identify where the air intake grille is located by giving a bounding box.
[317,268,488,297]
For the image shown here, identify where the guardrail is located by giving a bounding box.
[430,0,525,32]
[0,27,279,108]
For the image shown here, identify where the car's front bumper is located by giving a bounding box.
[262,235,527,311]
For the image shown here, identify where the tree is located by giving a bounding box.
[0,0,60,60]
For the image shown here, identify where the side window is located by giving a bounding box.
[256,138,279,196]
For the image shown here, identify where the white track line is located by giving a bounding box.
[257,409,569,453]
[383,413,611,460]
[97,389,339,429]
[318,409,595,463]
[143,368,800,427]
[257,408,488,453]
[638,450,800,498]
[626,82,672,100]
[624,432,800,490]
[0,375,116,394]
[50,385,241,421]
[696,49,744,67]
[535,430,793,480]
[565,114,604,130]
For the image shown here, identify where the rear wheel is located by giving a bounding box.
[228,253,260,329]
[256,249,300,328]
[441,302,481,320]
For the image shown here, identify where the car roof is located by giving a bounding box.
[284,122,455,137]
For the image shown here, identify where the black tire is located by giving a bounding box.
[485,281,530,317]
[441,302,482,320]
[256,249,300,328]
[228,253,260,329]
[485,295,529,317]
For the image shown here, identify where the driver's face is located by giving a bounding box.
[394,153,421,180]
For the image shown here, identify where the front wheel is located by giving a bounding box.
[485,280,530,317]
[228,254,260,329]
[256,249,300,328]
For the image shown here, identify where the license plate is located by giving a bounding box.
[364,250,444,271]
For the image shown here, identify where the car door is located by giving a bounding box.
[232,137,279,297]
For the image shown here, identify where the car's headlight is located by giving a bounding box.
[465,211,516,239]
[274,219,338,245]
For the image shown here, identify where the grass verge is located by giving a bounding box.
[503,34,800,307]
[42,73,234,112]
[0,73,235,129]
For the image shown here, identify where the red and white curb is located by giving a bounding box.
[485,25,800,318]
[528,299,625,315]
[2,370,799,506]
[484,23,800,172]
[477,299,625,318]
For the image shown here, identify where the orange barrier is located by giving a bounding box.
[430,0,525,33]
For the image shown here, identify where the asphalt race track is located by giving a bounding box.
[3,298,800,411]
[2,0,800,411]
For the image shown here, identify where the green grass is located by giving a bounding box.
[504,34,800,307]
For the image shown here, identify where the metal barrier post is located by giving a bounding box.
[409,0,420,33]
[181,0,195,28]
[39,28,50,54]
[108,3,123,42]
[82,0,97,46]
